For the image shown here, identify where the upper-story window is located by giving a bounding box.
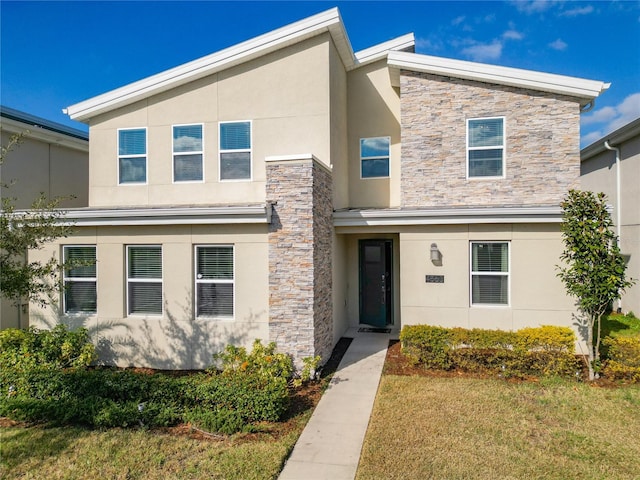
[219,121,251,181]
[118,128,147,184]
[173,124,204,182]
[467,117,505,178]
[361,137,390,178]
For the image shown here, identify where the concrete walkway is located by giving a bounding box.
[279,330,392,480]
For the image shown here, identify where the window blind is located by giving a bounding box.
[220,122,250,150]
[119,129,146,155]
[63,246,97,314]
[127,246,162,315]
[196,246,233,318]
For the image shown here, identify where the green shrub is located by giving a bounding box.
[0,325,96,371]
[212,339,293,380]
[400,325,579,379]
[184,407,247,435]
[602,337,640,382]
[400,325,453,369]
[189,371,289,423]
[1,336,293,431]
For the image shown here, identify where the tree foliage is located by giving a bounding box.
[1,132,73,307]
[557,189,634,380]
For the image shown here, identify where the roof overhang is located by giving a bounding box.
[48,205,272,227]
[0,109,88,152]
[334,206,563,227]
[581,116,640,161]
[65,8,355,122]
[352,33,415,70]
[388,51,610,107]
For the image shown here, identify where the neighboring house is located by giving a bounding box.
[581,117,640,315]
[28,8,610,368]
[0,106,89,329]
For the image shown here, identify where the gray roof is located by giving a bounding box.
[1,105,88,141]
[581,116,640,161]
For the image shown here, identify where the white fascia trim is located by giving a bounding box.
[0,117,89,152]
[351,33,415,70]
[333,206,563,227]
[388,51,610,103]
[65,8,354,122]
[55,205,272,226]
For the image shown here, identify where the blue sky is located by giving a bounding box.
[1,1,638,147]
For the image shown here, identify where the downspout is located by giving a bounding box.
[604,140,622,312]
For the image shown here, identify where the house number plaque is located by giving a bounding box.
[425,275,444,283]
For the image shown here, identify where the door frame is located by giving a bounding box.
[358,239,394,327]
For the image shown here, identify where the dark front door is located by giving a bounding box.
[359,239,393,327]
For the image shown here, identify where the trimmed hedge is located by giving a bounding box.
[602,336,640,383]
[400,325,580,378]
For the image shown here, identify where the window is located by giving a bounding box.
[195,245,234,318]
[118,128,147,184]
[62,246,97,314]
[173,124,203,182]
[471,242,509,305]
[126,246,162,315]
[361,137,390,178]
[467,117,504,178]
[219,121,251,180]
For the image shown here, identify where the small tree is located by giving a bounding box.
[1,132,74,308]
[557,189,634,380]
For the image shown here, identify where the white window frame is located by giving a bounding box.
[172,123,204,183]
[466,116,506,180]
[219,120,252,182]
[469,241,510,307]
[117,127,148,185]
[360,136,391,179]
[126,245,163,317]
[194,245,235,319]
[62,245,97,315]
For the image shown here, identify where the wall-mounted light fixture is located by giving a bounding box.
[430,243,442,265]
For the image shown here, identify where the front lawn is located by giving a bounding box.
[0,417,303,480]
[357,345,640,480]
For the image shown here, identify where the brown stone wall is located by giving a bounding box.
[400,71,581,208]
[266,158,333,365]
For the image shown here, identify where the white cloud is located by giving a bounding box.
[461,41,503,62]
[548,38,567,51]
[581,92,640,144]
[415,36,442,52]
[503,29,524,40]
[581,105,617,125]
[560,5,594,17]
[580,130,604,146]
[510,0,559,14]
[452,15,465,26]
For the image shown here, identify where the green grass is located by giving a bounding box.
[357,376,640,480]
[601,311,640,340]
[0,417,308,480]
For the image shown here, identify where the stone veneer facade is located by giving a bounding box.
[266,157,334,365]
[400,71,581,208]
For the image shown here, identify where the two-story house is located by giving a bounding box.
[28,8,609,369]
[1,106,89,330]
[581,117,640,315]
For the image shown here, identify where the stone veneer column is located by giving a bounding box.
[266,155,333,366]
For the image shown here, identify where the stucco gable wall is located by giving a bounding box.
[400,71,581,208]
[87,33,333,209]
